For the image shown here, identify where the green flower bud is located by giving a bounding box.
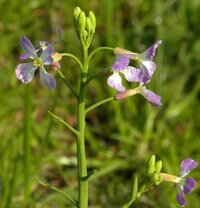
[155,175,163,185]
[152,173,160,184]
[86,17,92,32]
[146,155,156,175]
[89,11,96,33]
[78,11,86,33]
[83,30,88,37]
[155,160,162,174]
[74,7,81,20]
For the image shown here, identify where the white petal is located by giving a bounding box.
[15,62,37,84]
[121,66,141,82]
[107,72,125,92]
[141,60,156,77]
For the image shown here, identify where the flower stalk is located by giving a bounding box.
[77,46,89,208]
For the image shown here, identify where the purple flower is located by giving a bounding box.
[108,40,162,106]
[16,36,56,89]
[115,86,162,107]
[107,54,141,92]
[175,159,198,207]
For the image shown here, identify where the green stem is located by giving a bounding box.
[88,46,114,62]
[23,84,32,205]
[60,53,83,71]
[57,69,78,99]
[48,111,80,136]
[85,97,114,114]
[37,179,77,207]
[121,177,138,208]
[77,47,88,208]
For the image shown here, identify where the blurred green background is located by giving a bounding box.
[0,0,200,207]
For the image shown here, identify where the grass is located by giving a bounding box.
[0,0,200,207]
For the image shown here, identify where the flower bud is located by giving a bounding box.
[78,11,86,33]
[74,7,81,21]
[146,155,156,175]
[155,160,162,174]
[86,17,92,32]
[152,173,160,184]
[89,11,96,33]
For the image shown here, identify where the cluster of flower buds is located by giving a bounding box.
[133,155,163,200]
[73,7,96,48]
[146,155,163,185]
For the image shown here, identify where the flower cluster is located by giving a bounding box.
[107,40,162,107]
[15,36,60,89]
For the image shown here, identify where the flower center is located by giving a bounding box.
[33,58,42,67]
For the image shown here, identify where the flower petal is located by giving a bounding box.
[40,44,54,65]
[107,72,125,92]
[15,63,37,84]
[20,36,37,59]
[112,54,133,71]
[121,66,141,82]
[180,159,198,177]
[183,177,196,195]
[139,68,151,84]
[176,191,186,207]
[39,66,56,89]
[140,88,162,107]
[140,60,156,77]
[20,53,30,60]
[142,40,162,60]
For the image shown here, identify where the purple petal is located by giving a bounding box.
[15,63,37,84]
[183,178,196,195]
[19,36,37,59]
[142,40,162,60]
[138,68,151,84]
[107,72,125,92]
[140,88,162,107]
[121,66,141,82]
[176,191,186,207]
[39,66,56,89]
[180,159,198,177]
[112,54,133,71]
[140,60,156,77]
[40,44,54,65]
[20,53,30,60]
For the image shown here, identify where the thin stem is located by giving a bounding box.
[60,53,83,71]
[88,46,114,62]
[23,84,32,205]
[77,47,88,208]
[37,179,77,207]
[85,96,114,114]
[48,111,80,136]
[121,177,138,208]
[57,69,78,99]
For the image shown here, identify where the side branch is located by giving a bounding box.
[48,111,80,136]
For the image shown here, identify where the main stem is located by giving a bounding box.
[77,47,88,208]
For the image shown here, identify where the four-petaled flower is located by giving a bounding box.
[107,40,162,107]
[16,36,56,89]
[175,158,198,207]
